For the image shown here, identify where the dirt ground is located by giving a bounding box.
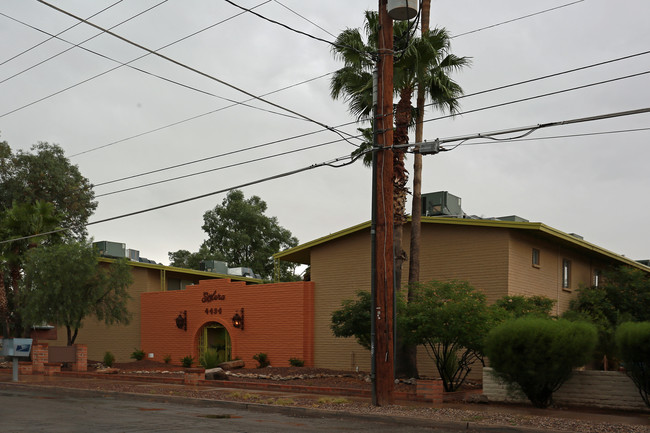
[91,360,418,393]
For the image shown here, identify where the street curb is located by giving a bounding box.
[0,381,557,433]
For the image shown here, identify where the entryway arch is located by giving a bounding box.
[197,322,231,365]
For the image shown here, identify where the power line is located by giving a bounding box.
[0,1,170,86]
[97,108,650,200]
[71,72,333,158]
[0,2,302,123]
[37,0,358,149]
[272,0,336,38]
[453,127,650,147]
[407,107,650,153]
[4,108,649,244]
[95,135,355,197]
[0,0,124,67]
[452,0,585,39]
[92,61,650,189]
[421,70,650,127]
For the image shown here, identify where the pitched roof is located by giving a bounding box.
[274,217,650,272]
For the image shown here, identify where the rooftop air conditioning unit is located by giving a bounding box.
[421,191,463,217]
[93,241,126,258]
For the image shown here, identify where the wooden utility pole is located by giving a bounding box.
[372,0,395,406]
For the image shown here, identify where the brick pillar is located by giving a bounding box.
[19,361,33,375]
[32,343,48,373]
[43,362,62,376]
[73,344,87,372]
[416,379,443,406]
[183,368,205,385]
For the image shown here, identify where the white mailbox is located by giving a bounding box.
[1,338,33,357]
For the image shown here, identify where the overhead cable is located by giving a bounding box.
[0,0,124,67]
[452,0,585,39]
[37,0,359,148]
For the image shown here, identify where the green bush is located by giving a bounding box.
[200,348,221,369]
[485,317,597,408]
[163,354,172,364]
[615,322,650,407]
[103,351,115,367]
[181,355,195,368]
[130,348,145,361]
[289,357,304,367]
[253,353,270,368]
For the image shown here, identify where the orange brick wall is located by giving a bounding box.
[141,279,314,368]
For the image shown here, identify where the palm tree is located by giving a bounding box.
[331,10,469,377]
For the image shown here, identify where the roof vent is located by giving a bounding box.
[569,233,584,240]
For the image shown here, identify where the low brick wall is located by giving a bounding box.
[416,379,443,405]
[483,367,648,411]
[19,361,32,375]
[43,362,62,376]
[183,368,205,385]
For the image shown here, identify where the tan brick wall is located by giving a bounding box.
[52,266,159,362]
[507,232,609,315]
[311,229,372,371]
[311,223,512,373]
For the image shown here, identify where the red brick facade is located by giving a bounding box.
[140,279,314,368]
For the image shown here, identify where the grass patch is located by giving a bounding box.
[316,397,350,405]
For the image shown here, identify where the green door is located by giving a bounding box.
[198,323,231,366]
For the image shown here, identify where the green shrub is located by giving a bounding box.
[200,348,221,369]
[485,317,597,408]
[615,321,650,407]
[103,351,115,367]
[253,353,270,368]
[181,355,195,368]
[163,354,172,364]
[130,348,145,361]
[289,357,304,367]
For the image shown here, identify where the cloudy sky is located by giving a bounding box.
[1,0,649,266]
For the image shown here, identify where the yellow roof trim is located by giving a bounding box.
[98,257,263,283]
[274,217,649,272]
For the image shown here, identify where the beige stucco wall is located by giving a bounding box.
[51,266,160,362]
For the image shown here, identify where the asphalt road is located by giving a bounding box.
[0,387,532,433]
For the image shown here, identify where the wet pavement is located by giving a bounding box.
[1,370,648,432]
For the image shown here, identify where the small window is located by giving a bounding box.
[562,259,571,289]
[532,248,540,267]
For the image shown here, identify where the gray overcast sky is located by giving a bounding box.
[1,0,649,266]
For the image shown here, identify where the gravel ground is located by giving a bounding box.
[4,362,649,432]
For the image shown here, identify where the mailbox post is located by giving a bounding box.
[1,338,33,382]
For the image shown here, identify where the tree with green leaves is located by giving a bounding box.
[485,317,597,408]
[21,241,132,345]
[168,245,224,270]
[170,190,298,281]
[401,280,491,391]
[330,290,372,350]
[491,295,555,322]
[0,141,96,240]
[330,11,469,378]
[563,265,650,368]
[0,200,62,337]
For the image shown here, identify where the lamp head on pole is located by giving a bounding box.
[387,0,418,21]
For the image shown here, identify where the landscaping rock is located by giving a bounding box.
[96,368,120,374]
[204,367,228,380]
[218,359,245,370]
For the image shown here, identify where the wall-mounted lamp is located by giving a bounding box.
[232,308,244,330]
[175,310,187,331]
